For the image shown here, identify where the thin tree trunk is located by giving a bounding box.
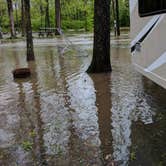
[55,0,61,31]
[40,0,43,27]
[0,5,3,39]
[115,0,120,36]
[21,0,26,36]
[15,1,18,32]
[112,0,117,36]
[87,0,112,73]
[45,0,50,27]
[6,0,16,38]
[24,0,35,61]
[0,28,2,39]
[84,0,88,31]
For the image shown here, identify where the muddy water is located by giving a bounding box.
[0,35,166,166]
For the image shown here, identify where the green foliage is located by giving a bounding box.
[62,20,85,30]
[21,141,33,151]
[130,151,136,161]
[130,146,137,161]
[61,0,94,31]
[0,0,130,32]
[119,0,130,27]
[0,0,9,31]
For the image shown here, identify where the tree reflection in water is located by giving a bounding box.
[14,61,47,165]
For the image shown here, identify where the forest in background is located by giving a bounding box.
[0,0,129,32]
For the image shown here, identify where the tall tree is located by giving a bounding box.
[24,0,35,61]
[14,0,19,32]
[87,0,112,73]
[6,0,16,38]
[111,0,117,36]
[21,0,26,36]
[55,0,61,32]
[40,0,44,27]
[0,27,2,39]
[84,0,88,31]
[115,0,120,36]
[45,0,50,27]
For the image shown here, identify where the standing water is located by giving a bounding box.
[0,34,166,166]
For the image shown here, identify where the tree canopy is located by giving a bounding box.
[0,0,129,32]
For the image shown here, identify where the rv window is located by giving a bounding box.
[139,0,166,17]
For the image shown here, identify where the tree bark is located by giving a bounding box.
[40,0,43,27]
[24,0,35,61]
[0,2,4,38]
[0,30,2,39]
[21,0,26,36]
[87,0,112,73]
[84,0,88,31]
[112,0,117,36]
[115,0,120,36]
[14,0,18,32]
[6,0,16,38]
[55,0,61,30]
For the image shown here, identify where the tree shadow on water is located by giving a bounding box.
[13,61,47,165]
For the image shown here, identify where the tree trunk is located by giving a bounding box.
[87,0,112,73]
[115,0,120,36]
[0,30,2,39]
[112,0,117,36]
[6,0,16,38]
[15,0,18,32]
[0,4,3,39]
[84,0,88,31]
[40,0,43,27]
[45,0,50,27]
[24,0,35,61]
[21,0,26,36]
[55,0,61,31]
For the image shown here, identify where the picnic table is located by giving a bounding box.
[38,27,60,37]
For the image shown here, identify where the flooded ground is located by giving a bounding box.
[0,34,166,166]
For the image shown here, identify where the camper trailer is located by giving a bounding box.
[130,0,166,89]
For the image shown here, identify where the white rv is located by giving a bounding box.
[130,0,166,89]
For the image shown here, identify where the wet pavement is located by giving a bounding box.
[0,34,166,166]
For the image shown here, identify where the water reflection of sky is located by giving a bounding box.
[0,35,166,166]
[110,48,156,166]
